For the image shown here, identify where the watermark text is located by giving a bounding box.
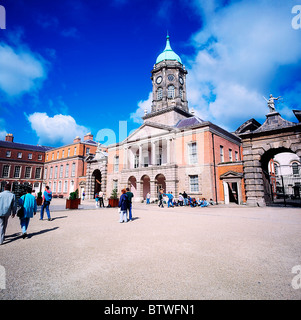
[292,5,301,30]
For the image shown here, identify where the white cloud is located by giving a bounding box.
[186,0,301,130]
[0,43,47,97]
[27,112,89,145]
[130,92,153,124]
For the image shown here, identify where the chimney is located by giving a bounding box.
[84,132,93,141]
[5,133,14,142]
[73,136,81,143]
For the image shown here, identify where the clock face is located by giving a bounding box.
[179,76,184,85]
[156,76,162,84]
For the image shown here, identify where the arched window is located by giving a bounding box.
[179,87,183,99]
[157,87,163,100]
[168,85,175,98]
[292,162,299,175]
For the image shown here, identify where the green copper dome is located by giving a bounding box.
[156,35,182,64]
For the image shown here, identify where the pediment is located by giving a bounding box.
[124,122,174,143]
[220,171,243,179]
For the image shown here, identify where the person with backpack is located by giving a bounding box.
[19,186,37,238]
[40,186,52,221]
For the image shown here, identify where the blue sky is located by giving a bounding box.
[0,0,300,147]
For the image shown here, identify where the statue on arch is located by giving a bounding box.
[263,94,281,113]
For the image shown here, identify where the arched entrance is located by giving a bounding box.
[141,175,150,200]
[128,176,137,198]
[92,169,102,196]
[155,174,166,194]
[237,109,301,207]
[262,148,301,206]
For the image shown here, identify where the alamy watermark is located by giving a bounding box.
[292,5,301,29]
[0,5,6,29]
[0,265,5,290]
[292,265,301,290]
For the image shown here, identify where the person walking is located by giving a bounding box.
[118,189,129,223]
[182,191,188,206]
[166,191,174,208]
[158,189,164,208]
[18,187,37,239]
[98,191,104,208]
[0,184,17,245]
[126,188,134,221]
[40,186,52,221]
[95,193,99,207]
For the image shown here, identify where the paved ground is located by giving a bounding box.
[0,199,301,300]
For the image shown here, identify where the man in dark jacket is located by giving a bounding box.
[126,187,134,221]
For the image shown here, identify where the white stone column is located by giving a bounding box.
[123,147,128,169]
[151,141,156,166]
[139,144,143,168]
[167,138,171,164]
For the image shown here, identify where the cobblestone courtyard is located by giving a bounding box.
[1,199,301,300]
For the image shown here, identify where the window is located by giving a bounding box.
[167,85,175,98]
[74,147,77,155]
[25,167,31,178]
[52,153,54,160]
[38,154,42,160]
[68,149,70,157]
[113,179,118,192]
[64,181,68,193]
[59,165,64,178]
[71,163,76,177]
[86,148,90,155]
[65,164,69,177]
[179,87,183,100]
[53,181,57,192]
[49,167,53,179]
[157,87,163,100]
[2,165,10,178]
[229,149,233,162]
[292,162,299,175]
[235,151,239,161]
[28,153,32,160]
[134,155,139,168]
[6,151,11,157]
[189,175,199,192]
[44,167,48,179]
[156,151,162,166]
[188,142,198,164]
[58,181,62,193]
[14,166,21,178]
[143,156,149,167]
[35,167,41,179]
[18,152,22,159]
[57,151,59,159]
[220,146,224,162]
[46,154,48,161]
[54,166,58,179]
[114,156,119,172]
[62,150,65,158]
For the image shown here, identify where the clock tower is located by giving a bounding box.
[142,35,192,126]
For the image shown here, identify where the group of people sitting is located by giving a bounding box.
[158,190,214,208]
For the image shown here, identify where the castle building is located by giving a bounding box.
[87,35,245,204]
[43,133,99,198]
[0,133,53,194]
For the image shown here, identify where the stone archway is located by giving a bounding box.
[237,111,301,206]
[128,176,137,198]
[140,175,150,200]
[92,169,102,196]
[155,173,166,194]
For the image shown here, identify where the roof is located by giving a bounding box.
[156,35,182,64]
[175,116,205,128]
[0,140,53,152]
